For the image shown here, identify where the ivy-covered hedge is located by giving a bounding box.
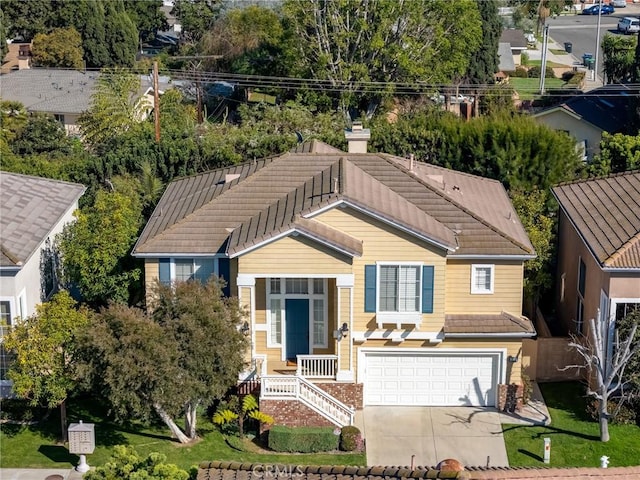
[268,425,339,453]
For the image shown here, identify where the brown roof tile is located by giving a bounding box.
[444,313,536,336]
[552,171,640,269]
[134,141,532,260]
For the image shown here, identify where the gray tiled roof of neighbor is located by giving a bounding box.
[134,141,534,259]
[0,68,100,114]
[0,172,85,267]
[444,313,536,336]
[552,171,640,269]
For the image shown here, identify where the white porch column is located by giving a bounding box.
[336,274,355,382]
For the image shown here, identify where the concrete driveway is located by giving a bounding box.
[361,406,509,468]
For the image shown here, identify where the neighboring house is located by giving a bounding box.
[497,42,516,79]
[0,68,172,135]
[0,171,85,394]
[533,86,637,162]
[499,29,528,66]
[0,42,32,74]
[552,171,640,339]
[133,126,536,427]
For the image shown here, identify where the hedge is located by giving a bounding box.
[268,425,339,453]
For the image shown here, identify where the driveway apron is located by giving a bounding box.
[362,406,509,468]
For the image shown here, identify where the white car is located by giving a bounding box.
[618,17,640,34]
[611,0,627,7]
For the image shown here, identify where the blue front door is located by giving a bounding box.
[285,299,309,361]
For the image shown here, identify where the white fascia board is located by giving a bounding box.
[304,199,455,253]
[603,267,640,273]
[450,254,536,260]
[0,266,22,271]
[336,274,355,288]
[236,274,256,287]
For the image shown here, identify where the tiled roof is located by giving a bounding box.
[197,462,640,480]
[0,172,85,267]
[444,313,536,336]
[0,68,100,114]
[197,462,468,480]
[134,142,534,259]
[552,171,640,269]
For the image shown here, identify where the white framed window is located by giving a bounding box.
[0,298,15,338]
[313,299,326,347]
[172,258,215,283]
[269,298,282,346]
[471,264,494,294]
[379,264,420,312]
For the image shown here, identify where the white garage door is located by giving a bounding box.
[364,352,499,406]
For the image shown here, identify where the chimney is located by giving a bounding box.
[344,121,370,153]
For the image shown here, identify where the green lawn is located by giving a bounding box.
[508,77,570,100]
[0,397,366,470]
[503,382,640,468]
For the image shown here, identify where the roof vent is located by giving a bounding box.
[344,121,370,153]
[427,175,445,189]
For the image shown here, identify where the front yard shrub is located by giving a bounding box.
[521,373,533,405]
[268,425,339,453]
[527,65,556,79]
[339,426,364,452]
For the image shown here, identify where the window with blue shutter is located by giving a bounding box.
[422,265,434,313]
[364,265,376,312]
[158,258,170,285]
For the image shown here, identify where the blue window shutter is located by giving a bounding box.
[218,258,230,297]
[159,258,170,285]
[365,265,376,312]
[422,266,434,314]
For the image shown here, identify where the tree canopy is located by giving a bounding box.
[84,446,190,480]
[31,27,84,69]
[282,0,482,110]
[85,279,249,443]
[4,291,91,439]
[602,34,637,85]
[465,0,501,84]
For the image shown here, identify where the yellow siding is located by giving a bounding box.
[445,260,524,314]
[317,207,447,332]
[355,339,522,384]
[238,236,353,275]
[144,259,159,307]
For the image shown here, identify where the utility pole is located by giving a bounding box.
[539,24,550,95]
[594,0,603,84]
[153,61,160,142]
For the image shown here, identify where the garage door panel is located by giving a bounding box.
[365,352,498,407]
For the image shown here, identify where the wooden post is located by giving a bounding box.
[153,61,160,142]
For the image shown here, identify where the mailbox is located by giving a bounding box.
[68,421,95,455]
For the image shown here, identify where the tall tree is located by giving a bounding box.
[567,313,640,442]
[57,0,109,68]
[57,188,143,306]
[602,34,636,85]
[172,0,221,45]
[0,0,54,41]
[86,279,248,443]
[124,0,168,43]
[4,291,91,441]
[0,9,8,59]
[283,0,482,111]
[103,0,138,67]
[31,27,84,69]
[465,0,501,84]
[79,68,151,149]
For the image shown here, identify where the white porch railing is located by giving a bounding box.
[261,375,354,427]
[296,355,338,379]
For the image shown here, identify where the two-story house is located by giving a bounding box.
[552,172,640,338]
[133,127,536,427]
[0,172,85,395]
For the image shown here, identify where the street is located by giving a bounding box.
[545,5,639,79]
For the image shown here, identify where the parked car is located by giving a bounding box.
[582,4,615,14]
[611,0,627,7]
[618,16,640,33]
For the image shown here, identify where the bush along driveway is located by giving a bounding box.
[502,382,640,467]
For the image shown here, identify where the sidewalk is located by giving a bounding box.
[0,468,85,480]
